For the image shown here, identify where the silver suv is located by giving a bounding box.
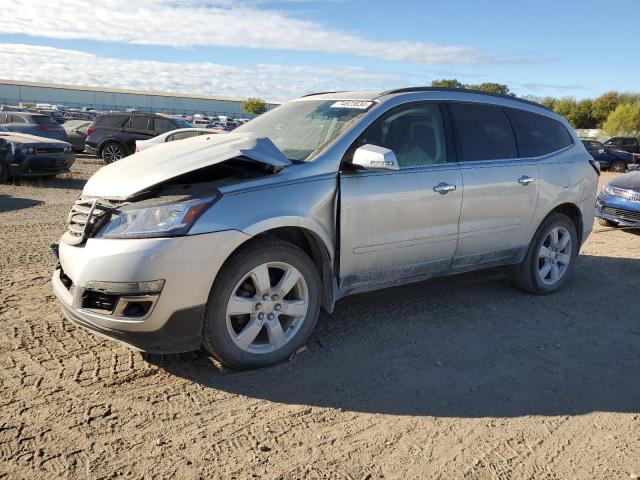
[52,88,599,369]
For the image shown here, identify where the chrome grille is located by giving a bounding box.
[66,198,112,243]
[610,187,640,202]
[602,207,640,223]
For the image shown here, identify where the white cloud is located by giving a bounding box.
[0,43,411,101]
[0,0,504,64]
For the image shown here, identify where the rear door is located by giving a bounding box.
[122,116,154,151]
[448,102,538,269]
[339,101,463,292]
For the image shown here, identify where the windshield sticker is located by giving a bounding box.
[330,101,373,110]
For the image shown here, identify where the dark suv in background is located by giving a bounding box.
[85,113,192,162]
[604,136,640,155]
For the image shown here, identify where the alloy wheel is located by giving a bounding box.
[103,144,123,163]
[537,226,572,286]
[225,262,309,354]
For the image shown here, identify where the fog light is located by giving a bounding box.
[113,294,159,319]
[83,279,165,294]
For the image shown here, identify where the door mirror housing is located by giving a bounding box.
[352,144,399,171]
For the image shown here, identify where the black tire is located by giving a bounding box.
[100,142,125,163]
[512,213,578,295]
[0,156,8,183]
[597,217,617,227]
[202,239,321,370]
[610,160,626,173]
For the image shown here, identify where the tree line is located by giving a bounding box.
[431,79,640,136]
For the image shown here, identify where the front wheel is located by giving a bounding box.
[202,239,321,370]
[101,142,125,163]
[610,160,626,173]
[512,213,578,294]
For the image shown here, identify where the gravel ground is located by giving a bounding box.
[1,158,639,479]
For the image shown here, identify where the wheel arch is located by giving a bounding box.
[213,225,337,314]
[532,202,584,255]
[98,138,128,155]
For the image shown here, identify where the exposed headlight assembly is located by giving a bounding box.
[95,197,215,239]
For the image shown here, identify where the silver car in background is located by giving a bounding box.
[52,88,599,369]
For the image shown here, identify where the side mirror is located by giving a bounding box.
[352,144,399,171]
[598,148,605,154]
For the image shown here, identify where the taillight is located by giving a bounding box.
[86,126,95,136]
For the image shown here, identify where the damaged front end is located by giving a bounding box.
[64,133,291,244]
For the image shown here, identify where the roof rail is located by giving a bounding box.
[378,87,552,112]
[300,91,345,98]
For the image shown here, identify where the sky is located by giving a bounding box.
[0,0,638,102]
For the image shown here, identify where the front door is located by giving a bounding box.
[339,102,463,293]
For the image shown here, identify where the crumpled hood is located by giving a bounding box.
[82,132,291,199]
[0,132,71,146]
[609,171,640,190]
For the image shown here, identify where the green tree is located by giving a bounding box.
[241,97,267,115]
[591,91,620,127]
[465,82,513,96]
[603,102,640,136]
[430,79,464,89]
[572,99,596,129]
[552,97,578,126]
[540,96,557,110]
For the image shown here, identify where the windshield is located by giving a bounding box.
[234,100,373,161]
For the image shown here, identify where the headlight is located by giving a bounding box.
[21,146,36,155]
[95,197,214,239]
[602,184,615,196]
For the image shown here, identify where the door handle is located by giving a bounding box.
[433,182,457,194]
[517,175,535,186]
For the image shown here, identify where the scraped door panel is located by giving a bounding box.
[339,164,463,291]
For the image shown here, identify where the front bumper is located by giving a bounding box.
[51,229,251,353]
[9,152,76,176]
[596,194,640,226]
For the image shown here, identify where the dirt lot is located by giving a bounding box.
[1,159,639,479]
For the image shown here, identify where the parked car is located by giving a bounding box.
[582,139,636,172]
[603,136,640,154]
[84,113,193,163]
[0,126,75,180]
[595,171,640,228]
[0,112,68,141]
[62,120,91,153]
[51,88,598,369]
[135,128,220,152]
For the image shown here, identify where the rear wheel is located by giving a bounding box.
[610,160,626,173]
[101,142,125,163]
[512,213,578,294]
[202,239,321,370]
[0,156,8,182]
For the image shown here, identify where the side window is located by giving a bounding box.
[622,137,635,146]
[98,115,128,128]
[355,102,448,168]
[507,108,573,157]
[129,116,149,130]
[0,113,6,123]
[10,115,27,124]
[167,131,200,142]
[153,118,176,133]
[77,124,88,134]
[449,103,517,161]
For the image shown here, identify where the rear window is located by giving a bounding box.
[129,116,150,130]
[168,130,202,141]
[171,118,193,129]
[152,117,176,132]
[96,115,128,128]
[507,108,573,157]
[32,115,59,127]
[449,103,518,161]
